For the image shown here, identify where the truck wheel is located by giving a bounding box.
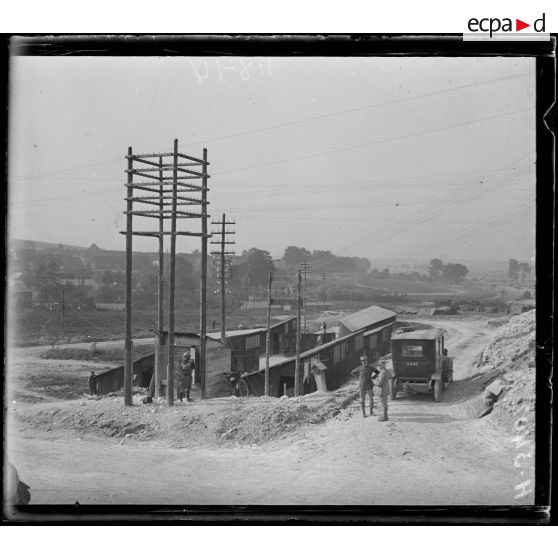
[389,378,398,400]
[434,379,444,402]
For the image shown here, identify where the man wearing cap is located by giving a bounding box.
[351,354,378,418]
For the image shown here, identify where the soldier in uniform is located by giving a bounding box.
[351,354,378,418]
[88,371,97,396]
[372,354,390,422]
[441,349,454,383]
[178,352,194,402]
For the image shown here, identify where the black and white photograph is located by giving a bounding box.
[3,35,553,521]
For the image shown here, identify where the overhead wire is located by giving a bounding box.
[212,106,532,176]
[179,71,531,149]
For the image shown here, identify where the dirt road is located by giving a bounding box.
[8,318,531,508]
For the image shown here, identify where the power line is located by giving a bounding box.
[212,107,532,176]
[336,153,533,256]
[179,72,531,149]
[11,157,122,183]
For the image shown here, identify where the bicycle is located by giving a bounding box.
[219,371,250,397]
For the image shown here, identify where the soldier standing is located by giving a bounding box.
[350,355,378,418]
[441,349,454,383]
[372,355,390,422]
[178,352,194,402]
[88,371,97,396]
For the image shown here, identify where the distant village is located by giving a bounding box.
[9,239,534,319]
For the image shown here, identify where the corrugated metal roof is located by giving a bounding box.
[391,330,442,341]
[338,305,396,332]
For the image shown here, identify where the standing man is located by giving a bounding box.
[441,349,454,383]
[178,352,194,402]
[372,353,390,422]
[351,354,378,418]
[88,371,97,396]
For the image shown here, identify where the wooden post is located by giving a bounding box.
[264,271,272,396]
[303,262,307,333]
[244,275,249,322]
[155,155,164,398]
[166,139,178,406]
[220,213,226,344]
[124,146,133,406]
[200,148,208,399]
[61,288,65,339]
[294,269,302,397]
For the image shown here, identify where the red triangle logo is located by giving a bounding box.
[516,19,530,31]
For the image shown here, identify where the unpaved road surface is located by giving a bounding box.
[8,318,532,508]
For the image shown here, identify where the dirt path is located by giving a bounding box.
[8,318,530,507]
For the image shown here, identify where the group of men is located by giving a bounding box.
[352,348,453,421]
[350,353,390,421]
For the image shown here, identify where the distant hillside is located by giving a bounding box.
[10,239,199,260]
[11,239,88,252]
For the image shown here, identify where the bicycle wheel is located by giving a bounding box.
[239,379,250,397]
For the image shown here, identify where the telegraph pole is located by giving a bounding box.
[61,288,65,339]
[242,275,249,323]
[124,146,133,406]
[122,140,210,407]
[322,272,327,309]
[166,139,178,406]
[300,261,311,332]
[211,213,235,343]
[264,271,272,396]
[155,156,164,398]
[294,269,302,397]
[200,148,209,400]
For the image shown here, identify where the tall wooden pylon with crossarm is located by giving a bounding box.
[122,139,210,406]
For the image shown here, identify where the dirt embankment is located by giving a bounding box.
[480,310,536,435]
[445,311,536,436]
[14,386,360,448]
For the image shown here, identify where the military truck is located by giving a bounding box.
[390,329,451,402]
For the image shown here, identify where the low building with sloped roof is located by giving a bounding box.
[337,305,396,338]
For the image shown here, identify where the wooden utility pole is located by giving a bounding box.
[294,269,302,397]
[61,288,65,339]
[200,148,209,399]
[210,213,235,344]
[122,140,210,407]
[243,275,249,323]
[322,272,327,309]
[300,261,310,332]
[264,271,272,396]
[166,139,179,406]
[155,156,164,398]
[124,146,134,406]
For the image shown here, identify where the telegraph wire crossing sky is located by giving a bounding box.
[9,56,535,262]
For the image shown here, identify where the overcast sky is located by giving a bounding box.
[8,55,535,262]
